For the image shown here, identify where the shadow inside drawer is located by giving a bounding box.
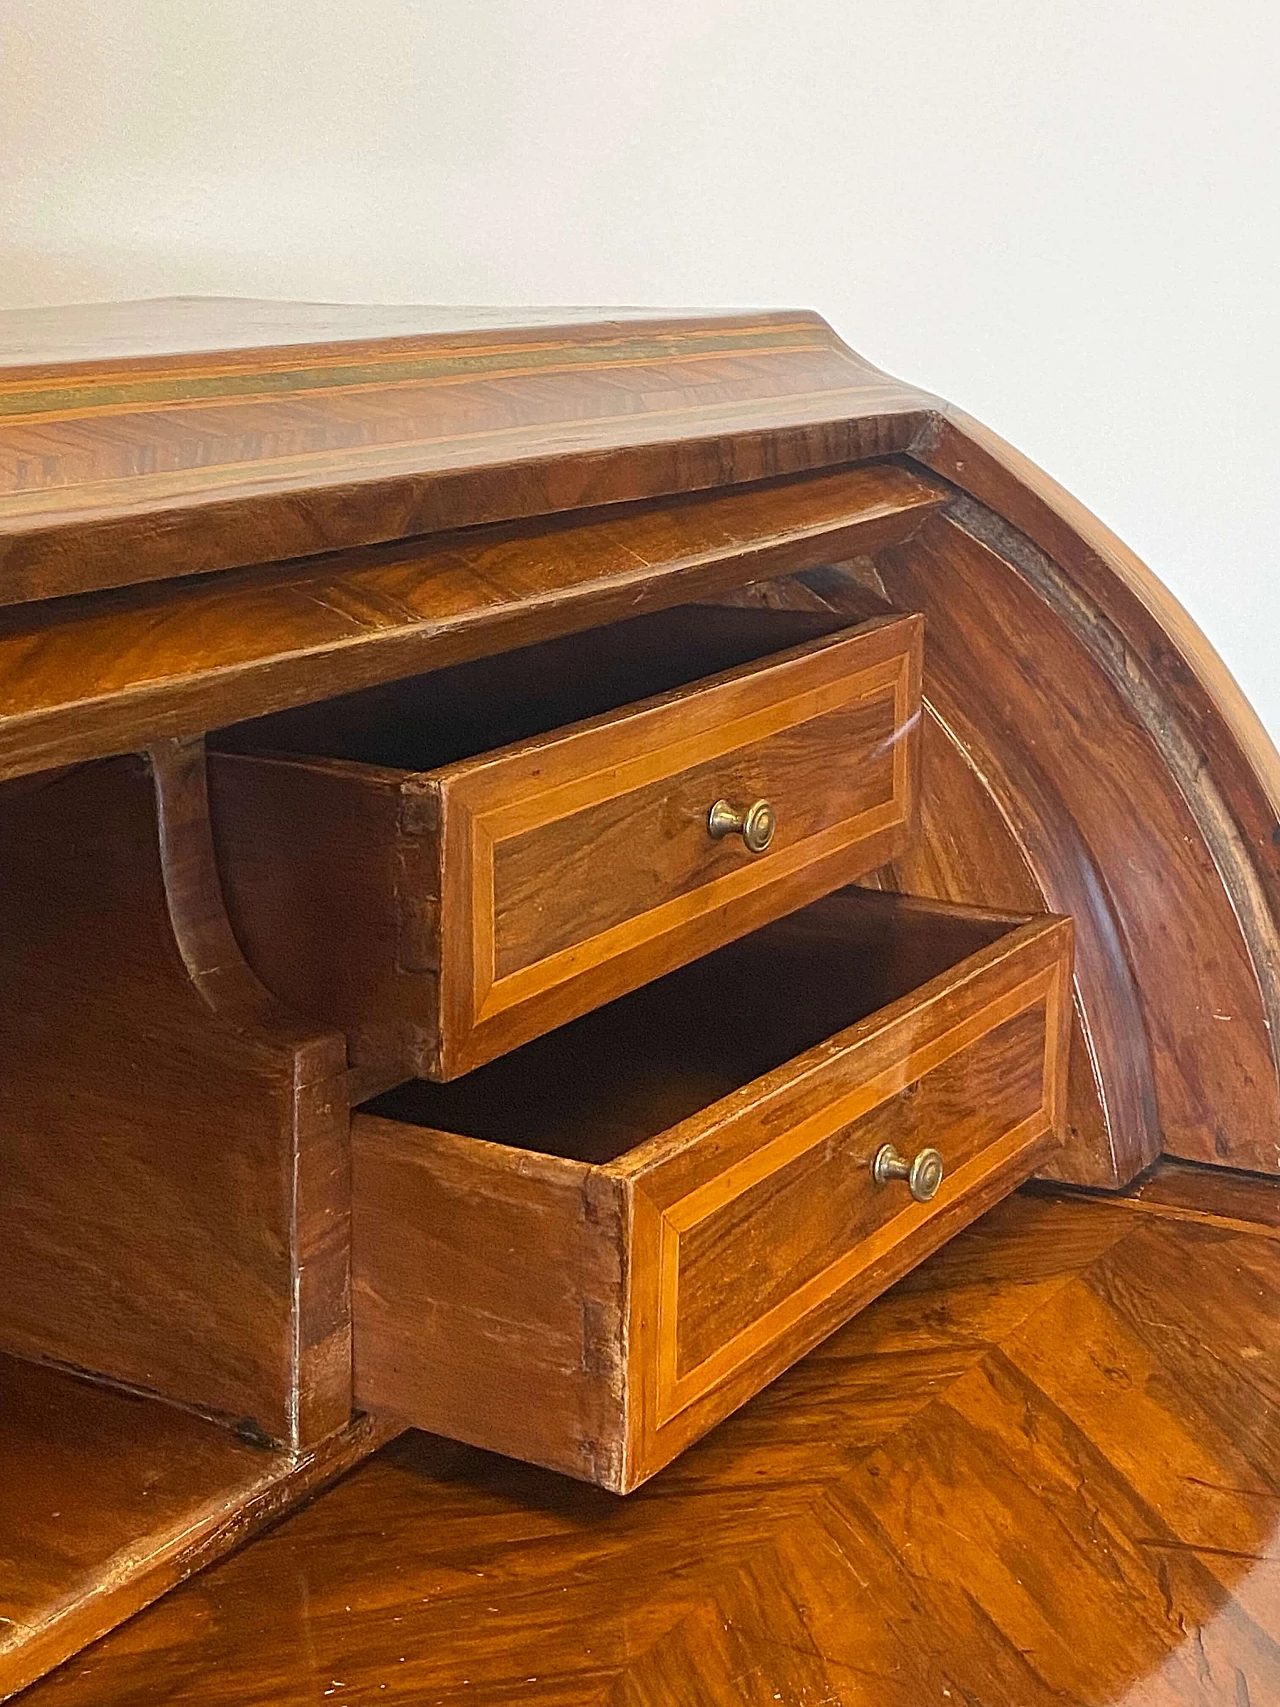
[215,603,850,772]
[362,887,1017,1165]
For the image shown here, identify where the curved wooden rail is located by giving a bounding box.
[891,407,1280,1184]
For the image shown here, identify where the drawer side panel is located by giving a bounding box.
[351,1117,630,1489]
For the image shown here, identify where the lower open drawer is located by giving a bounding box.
[351,888,1072,1491]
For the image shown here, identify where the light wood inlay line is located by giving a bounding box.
[461,650,913,1025]
[654,1106,1052,1428]
[0,385,923,522]
[648,966,1058,1425]
[0,324,833,424]
[465,653,906,844]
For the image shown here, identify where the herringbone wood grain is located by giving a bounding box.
[22,1172,1280,1706]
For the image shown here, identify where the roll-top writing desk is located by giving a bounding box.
[2,300,1278,1700]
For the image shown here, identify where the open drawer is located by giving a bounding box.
[210,604,922,1080]
[351,888,1072,1491]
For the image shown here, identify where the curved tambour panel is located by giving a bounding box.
[914,414,1280,1188]
[857,397,1280,1186]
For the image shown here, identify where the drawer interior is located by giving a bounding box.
[214,602,853,768]
[362,887,1023,1165]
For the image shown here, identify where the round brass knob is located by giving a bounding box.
[707,798,777,854]
[872,1143,945,1203]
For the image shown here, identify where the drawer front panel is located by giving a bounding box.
[623,917,1070,1483]
[674,1001,1047,1378]
[491,690,898,980]
[438,615,921,1075]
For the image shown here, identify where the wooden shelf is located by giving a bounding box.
[0,1355,390,1701]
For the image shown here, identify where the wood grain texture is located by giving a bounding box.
[211,608,921,1080]
[21,1174,1280,1706]
[440,614,918,1077]
[352,1125,630,1490]
[619,892,1071,1486]
[351,890,1070,1491]
[802,548,1166,1188]
[6,294,1280,1693]
[885,700,1118,1182]
[0,753,351,1448]
[1040,1154,1280,1241]
[0,460,942,784]
[913,414,1280,1178]
[0,1357,390,1703]
[796,525,1280,1186]
[0,302,937,603]
[4,293,1279,1184]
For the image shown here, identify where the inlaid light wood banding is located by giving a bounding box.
[0,322,832,426]
[438,616,921,1074]
[645,972,1059,1427]
[0,301,939,603]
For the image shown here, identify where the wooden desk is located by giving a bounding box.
[1,300,1277,1698]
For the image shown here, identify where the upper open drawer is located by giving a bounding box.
[209,603,922,1080]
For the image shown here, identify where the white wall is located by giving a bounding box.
[3,1,1277,731]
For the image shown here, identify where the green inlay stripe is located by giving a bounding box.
[0,327,827,422]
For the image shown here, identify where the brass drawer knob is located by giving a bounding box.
[872,1143,944,1203]
[708,798,777,854]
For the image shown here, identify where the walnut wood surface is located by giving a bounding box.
[17,1172,1280,1706]
[3,296,1278,1184]
[211,608,921,1079]
[914,416,1280,1175]
[5,296,1280,1692]
[0,461,942,783]
[0,1357,390,1702]
[0,302,937,604]
[1045,1154,1280,1239]
[0,753,351,1447]
[0,295,1268,1178]
[876,515,1280,1181]
[353,1126,630,1490]
[351,890,1070,1491]
[761,540,1280,1185]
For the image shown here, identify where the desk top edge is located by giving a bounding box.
[0,297,832,374]
[0,299,933,606]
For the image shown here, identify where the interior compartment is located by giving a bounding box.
[213,602,852,766]
[362,886,1019,1164]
